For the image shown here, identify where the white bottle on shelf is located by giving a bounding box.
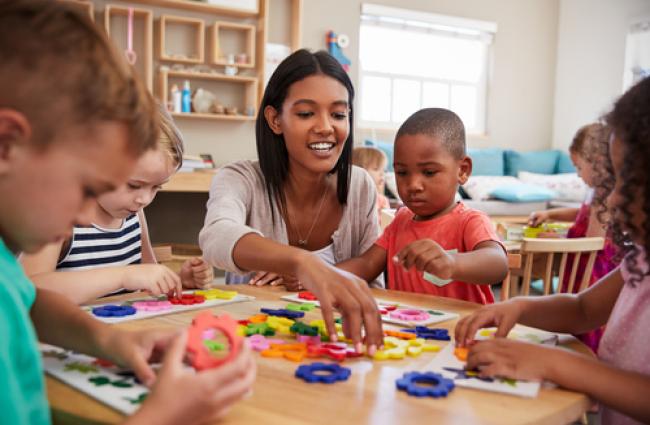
[171,84,182,113]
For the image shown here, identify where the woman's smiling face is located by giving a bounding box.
[265,74,351,175]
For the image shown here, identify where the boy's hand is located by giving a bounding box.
[454,300,524,347]
[123,264,182,298]
[131,332,256,425]
[394,239,456,279]
[180,257,214,289]
[467,339,558,381]
[528,210,550,227]
[99,328,178,387]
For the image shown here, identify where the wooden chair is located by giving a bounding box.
[504,237,605,299]
[501,253,522,301]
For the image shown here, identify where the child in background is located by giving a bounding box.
[0,3,254,424]
[339,108,508,304]
[528,123,618,352]
[352,146,390,221]
[455,76,650,425]
[21,105,213,305]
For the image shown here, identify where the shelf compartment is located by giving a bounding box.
[158,15,205,64]
[211,21,256,69]
[124,0,258,18]
[104,5,153,90]
[159,70,258,120]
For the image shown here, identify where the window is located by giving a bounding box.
[623,19,650,91]
[358,4,496,134]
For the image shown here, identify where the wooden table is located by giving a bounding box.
[47,286,591,425]
[160,170,215,193]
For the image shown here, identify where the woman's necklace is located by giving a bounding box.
[288,181,329,247]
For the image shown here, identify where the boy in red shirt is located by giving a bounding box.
[339,108,507,304]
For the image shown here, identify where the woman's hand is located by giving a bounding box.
[293,253,383,354]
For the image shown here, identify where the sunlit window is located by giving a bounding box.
[359,4,496,134]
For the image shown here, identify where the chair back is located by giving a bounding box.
[518,237,605,297]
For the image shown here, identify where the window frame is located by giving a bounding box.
[358,4,496,135]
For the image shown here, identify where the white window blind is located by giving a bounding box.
[359,4,496,134]
[623,19,650,91]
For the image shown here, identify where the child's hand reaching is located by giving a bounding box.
[467,339,558,381]
[528,210,550,227]
[179,257,214,289]
[98,328,179,387]
[454,300,524,347]
[393,239,456,279]
[128,331,256,425]
[123,264,183,298]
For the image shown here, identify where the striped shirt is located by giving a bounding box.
[57,214,142,271]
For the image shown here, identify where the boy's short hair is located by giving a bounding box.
[395,108,466,159]
[0,0,158,154]
[352,146,387,170]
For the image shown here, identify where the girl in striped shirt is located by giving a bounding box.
[21,105,213,304]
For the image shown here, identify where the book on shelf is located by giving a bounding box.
[178,154,215,173]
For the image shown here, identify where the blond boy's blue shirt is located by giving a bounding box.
[0,239,51,424]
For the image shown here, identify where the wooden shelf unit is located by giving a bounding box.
[122,0,258,18]
[160,69,258,120]
[211,21,256,68]
[158,14,205,64]
[104,4,153,90]
[171,112,255,121]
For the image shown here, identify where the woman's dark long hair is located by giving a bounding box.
[604,76,650,284]
[255,49,354,222]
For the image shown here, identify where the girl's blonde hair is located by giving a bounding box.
[157,103,184,169]
[570,123,604,156]
[352,146,387,171]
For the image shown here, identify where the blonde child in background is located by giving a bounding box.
[528,123,618,352]
[339,108,508,304]
[0,2,254,424]
[352,146,390,221]
[21,104,213,304]
[456,76,650,425]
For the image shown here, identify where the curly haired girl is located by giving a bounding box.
[455,76,650,425]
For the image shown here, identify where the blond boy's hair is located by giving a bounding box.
[157,103,184,169]
[0,0,158,154]
[352,146,387,171]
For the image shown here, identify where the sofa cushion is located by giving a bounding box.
[518,171,587,202]
[463,199,548,216]
[363,139,394,171]
[491,183,556,203]
[463,176,521,201]
[504,150,560,176]
[467,148,505,176]
[556,151,576,173]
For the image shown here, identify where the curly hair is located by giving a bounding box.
[575,124,615,229]
[604,76,650,284]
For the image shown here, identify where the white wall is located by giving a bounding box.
[301,0,560,152]
[552,0,650,151]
